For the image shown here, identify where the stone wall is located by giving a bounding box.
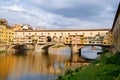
[111,3,120,53]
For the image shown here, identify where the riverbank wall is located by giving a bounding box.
[111,3,120,53]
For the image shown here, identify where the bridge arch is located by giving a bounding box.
[59,36,64,42]
[7,44,29,52]
[46,36,52,42]
[53,36,58,42]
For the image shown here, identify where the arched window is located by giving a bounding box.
[47,36,52,42]
[59,36,64,42]
[53,36,58,42]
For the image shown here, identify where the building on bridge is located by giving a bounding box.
[0,19,112,46]
[13,29,111,46]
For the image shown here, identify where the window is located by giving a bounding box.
[98,32,100,35]
[106,32,108,34]
[104,42,106,44]
[90,32,92,35]
[80,35,83,37]
[81,38,84,40]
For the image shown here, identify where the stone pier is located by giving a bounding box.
[71,44,83,54]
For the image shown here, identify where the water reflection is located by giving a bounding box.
[0,46,102,80]
[81,46,102,59]
[0,50,71,80]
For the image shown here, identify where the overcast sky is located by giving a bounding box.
[0,0,119,29]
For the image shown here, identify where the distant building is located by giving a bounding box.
[21,24,33,30]
[0,19,8,26]
[11,24,23,31]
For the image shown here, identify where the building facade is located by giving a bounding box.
[0,19,112,46]
[13,29,111,46]
[0,19,14,46]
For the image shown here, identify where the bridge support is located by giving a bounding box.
[71,44,83,54]
[71,44,79,54]
[92,46,96,50]
[79,48,81,56]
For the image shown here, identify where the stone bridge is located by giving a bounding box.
[13,29,110,46]
[34,42,56,53]
[8,42,57,53]
[8,41,108,54]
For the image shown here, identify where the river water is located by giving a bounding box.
[0,46,102,80]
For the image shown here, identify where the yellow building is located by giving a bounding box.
[80,35,84,44]
[108,31,112,45]
[11,24,23,31]
[84,37,91,44]
[64,36,72,44]
[0,19,14,45]
[103,32,111,46]
[71,35,81,44]
[64,35,84,45]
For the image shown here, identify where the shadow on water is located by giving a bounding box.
[42,45,53,55]
[14,50,28,56]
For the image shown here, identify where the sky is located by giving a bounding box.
[0,0,119,29]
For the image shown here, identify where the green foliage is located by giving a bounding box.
[57,75,63,80]
[75,68,80,72]
[75,67,82,72]
[92,60,99,65]
[52,45,64,48]
[94,65,120,80]
[102,47,109,52]
[65,69,73,75]
[93,52,120,80]
[57,51,120,80]
[104,52,120,66]
[0,50,6,54]
[115,74,120,80]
